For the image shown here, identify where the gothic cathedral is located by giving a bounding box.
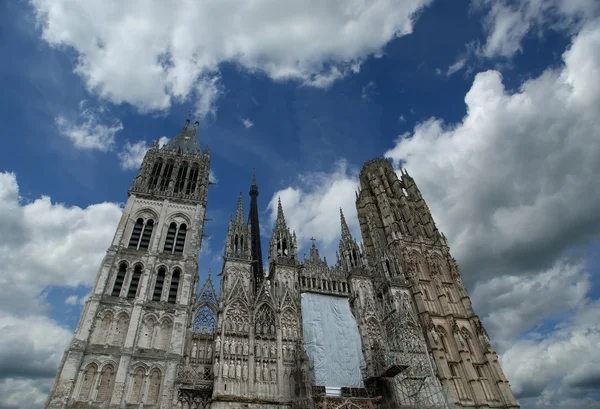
[45,119,520,409]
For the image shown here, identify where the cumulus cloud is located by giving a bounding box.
[30,0,432,115]
[267,160,360,260]
[474,0,599,59]
[0,172,122,315]
[55,100,123,151]
[118,136,169,170]
[385,22,600,284]
[0,172,122,409]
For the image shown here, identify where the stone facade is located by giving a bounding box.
[44,122,519,409]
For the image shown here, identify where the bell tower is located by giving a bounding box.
[44,117,211,409]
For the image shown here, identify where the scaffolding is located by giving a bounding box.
[369,303,454,409]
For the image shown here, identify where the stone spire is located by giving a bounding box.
[340,208,352,241]
[235,192,244,225]
[248,172,264,292]
[269,197,297,265]
[163,116,201,153]
[338,207,364,272]
[275,197,286,228]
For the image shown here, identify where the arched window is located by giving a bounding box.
[155,320,172,350]
[185,163,199,195]
[128,219,144,249]
[174,161,189,194]
[91,313,112,345]
[158,160,174,191]
[111,263,127,296]
[112,314,129,346]
[139,220,154,250]
[96,364,116,402]
[234,234,239,255]
[129,367,145,403]
[148,158,163,190]
[240,236,244,255]
[385,259,393,276]
[127,264,143,299]
[139,318,155,348]
[145,369,161,404]
[153,268,166,301]
[77,363,98,401]
[168,269,180,303]
[282,238,288,256]
[163,222,177,253]
[174,224,187,255]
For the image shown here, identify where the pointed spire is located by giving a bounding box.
[252,169,257,187]
[340,208,352,240]
[275,197,287,228]
[164,114,201,152]
[234,192,244,224]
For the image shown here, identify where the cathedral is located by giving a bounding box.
[44,118,520,409]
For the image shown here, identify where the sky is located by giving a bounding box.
[0,0,599,408]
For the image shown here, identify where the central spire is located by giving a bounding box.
[163,116,201,153]
[248,173,264,292]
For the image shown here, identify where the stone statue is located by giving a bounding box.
[270,324,275,334]
[230,339,236,355]
[430,326,439,344]
[282,344,287,358]
[262,342,268,358]
[222,361,228,379]
[213,358,220,378]
[207,345,212,358]
[223,339,229,355]
[228,360,235,378]
[263,363,270,381]
[270,365,276,381]
[255,343,261,357]
[215,336,221,352]
[255,362,261,381]
[243,342,249,355]
[191,342,198,358]
[293,327,298,338]
[198,344,205,360]
[236,360,242,379]
[270,343,276,358]
[282,326,287,338]
[242,362,248,380]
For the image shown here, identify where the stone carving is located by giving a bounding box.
[228,360,235,378]
[270,343,276,358]
[214,358,220,378]
[243,342,249,355]
[236,360,242,379]
[242,362,248,380]
[263,362,269,381]
[222,361,228,379]
[191,342,197,358]
[230,339,236,355]
[255,362,261,381]
[215,336,221,352]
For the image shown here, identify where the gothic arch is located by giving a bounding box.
[132,208,160,222]
[112,312,130,346]
[96,362,117,402]
[164,212,192,226]
[280,308,299,339]
[224,300,249,334]
[254,303,276,337]
[193,303,216,334]
[145,368,162,405]
[77,362,98,401]
[130,362,149,375]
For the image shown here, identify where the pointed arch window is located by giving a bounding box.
[148,158,163,190]
[174,224,187,254]
[168,269,180,303]
[186,163,200,195]
[96,364,116,402]
[77,363,98,401]
[112,314,129,346]
[128,219,144,249]
[174,161,189,194]
[163,223,177,253]
[145,369,161,404]
[127,264,143,299]
[129,367,145,403]
[153,268,166,301]
[111,263,127,296]
[139,220,154,250]
[158,159,174,191]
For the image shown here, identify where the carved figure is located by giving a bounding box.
[242,362,248,380]
[198,344,205,360]
[243,342,249,355]
[270,324,275,334]
[236,360,242,379]
[191,342,198,358]
[223,339,228,355]
[255,362,261,381]
[207,345,212,358]
[270,365,276,381]
[263,362,270,381]
[228,360,235,378]
[230,339,236,355]
[270,343,276,358]
[262,342,268,358]
[222,361,228,379]
[282,344,287,358]
[215,336,221,352]
[255,343,261,357]
[214,358,220,378]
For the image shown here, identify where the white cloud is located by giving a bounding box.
[474,0,599,59]
[0,377,54,409]
[209,170,218,184]
[241,118,254,129]
[64,295,78,305]
[445,57,467,76]
[30,0,432,115]
[361,81,376,99]
[118,136,169,170]
[0,172,122,315]
[267,160,360,261]
[55,100,123,151]
[385,22,600,284]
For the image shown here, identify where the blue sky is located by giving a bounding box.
[1,0,600,408]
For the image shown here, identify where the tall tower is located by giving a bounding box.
[356,158,520,409]
[248,172,264,292]
[44,118,211,409]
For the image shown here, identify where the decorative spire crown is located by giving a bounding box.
[234,192,244,224]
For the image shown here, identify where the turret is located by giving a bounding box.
[224,193,251,259]
[268,198,297,266]
[337,208,365,273]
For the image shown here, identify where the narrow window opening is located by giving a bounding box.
[168,269,180,303]
[385,259,393,275]
[174,162,189,194]
[174,224,187,255]
[127,265,142,299]
[234,234,239,255]
[163,222,177,253]
[153,268,166,301]
[185,163,199,195]
[128,218,144,249]
[139,219,154,250]
[282,238,288,256]
[112,263,127,296]
[148,158,163,190]
[240,236,244,255]
[159,160,174,191]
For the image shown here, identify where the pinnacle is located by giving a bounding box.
[340,208,352,240]
[234,192,244,224]
[276,197,286,227]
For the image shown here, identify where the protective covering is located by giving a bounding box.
[301,292,366,388]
